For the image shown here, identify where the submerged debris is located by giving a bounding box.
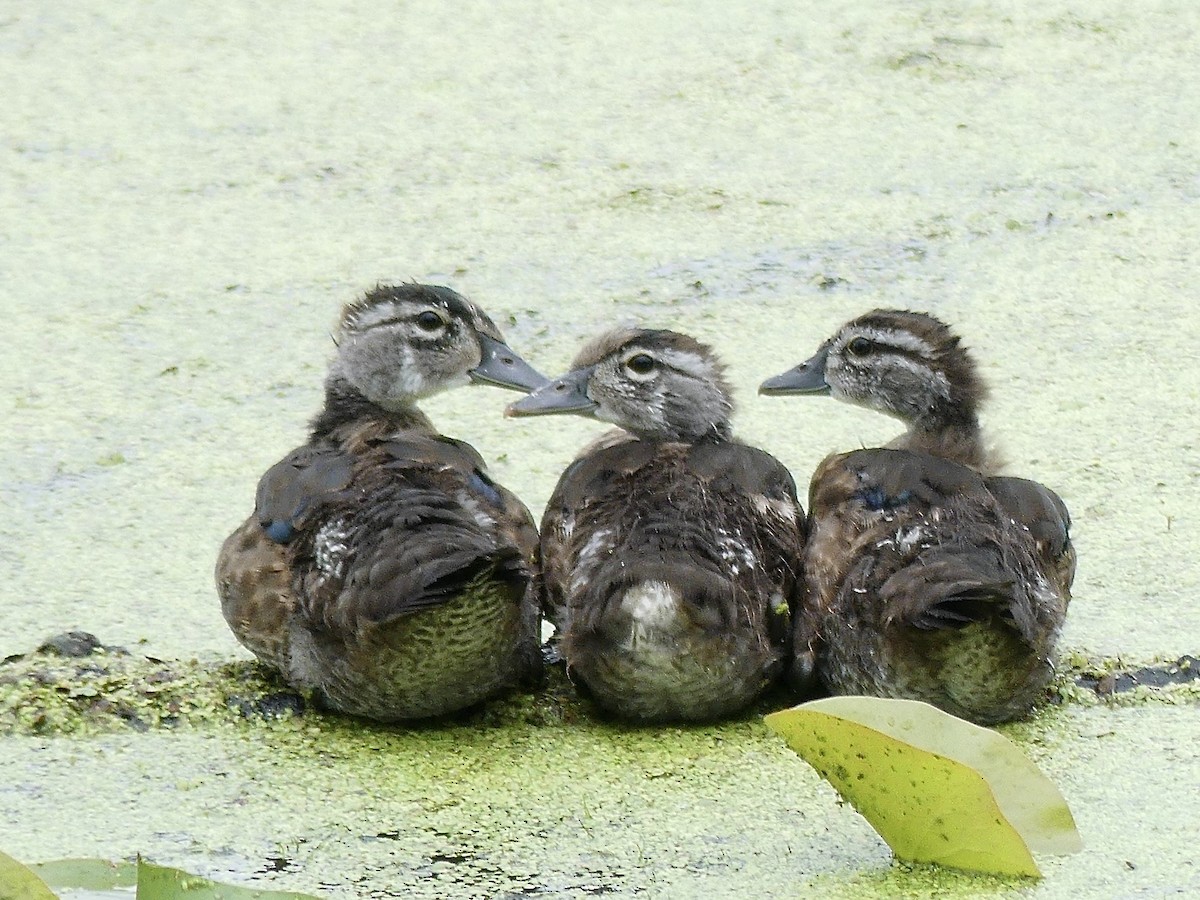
[37,631,115,658]
[1046,651,1200,708]
[1074,655,1200,696]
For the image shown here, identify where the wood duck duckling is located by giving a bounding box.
[507,328,806,722]
[215,283,548,721]
[760,309,1073,724]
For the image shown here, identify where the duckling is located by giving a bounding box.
[507,328,806,722]
[760,309,1073,724]
[215,283,548,721]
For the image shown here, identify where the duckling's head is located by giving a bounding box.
[759,309,986,431]
[507,328,734,442]
[331,283,546,410]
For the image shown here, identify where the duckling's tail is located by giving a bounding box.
[355,543,529,627]
[880,549,1028,639]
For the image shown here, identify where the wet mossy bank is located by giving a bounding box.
[2,632,1199,737]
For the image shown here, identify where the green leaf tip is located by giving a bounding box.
[0,850,57,900]
[764,696,1082,878]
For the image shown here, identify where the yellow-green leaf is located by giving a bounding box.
[764,696,1082,878]
[135,858,322,900]
[0,850,57,900]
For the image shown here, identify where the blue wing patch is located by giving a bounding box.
[467,470,504,508]
[856,486,913,511]
[263,520,296,543]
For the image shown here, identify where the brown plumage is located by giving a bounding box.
[509,328,807,721]
[215,283,547,721]
[761,309,1073,724]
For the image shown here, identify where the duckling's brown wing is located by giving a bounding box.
[255,444,355,543]
[686,441,805,516]
[382,435,540,573]
[819,448,1027,626]
[877,542,1022,633]
[806,447,994,628]
[986,475,1076,596]
[293,435,537,634]
[809,447,987,516]
[818,452,1076,598]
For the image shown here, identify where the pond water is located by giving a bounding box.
[2,1,1198,897]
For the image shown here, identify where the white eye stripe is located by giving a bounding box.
[345,301,403,331]
[843,326,935,356]
[644,348,712,378]
[348,302,457,335]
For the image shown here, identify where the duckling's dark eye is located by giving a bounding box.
[415,310,446,333]
[626,354,656,376]
[845,337,875,358]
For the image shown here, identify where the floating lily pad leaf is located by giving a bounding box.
[135,859,321,900]
[31,858,137,891]
[0,850,58,900]
[764,696,1082,878]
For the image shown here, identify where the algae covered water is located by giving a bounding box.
[2,1,1199,896]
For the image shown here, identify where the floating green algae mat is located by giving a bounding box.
[2,646,1198,896]
[3,685,1200,897]
[4,641,1195,738]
